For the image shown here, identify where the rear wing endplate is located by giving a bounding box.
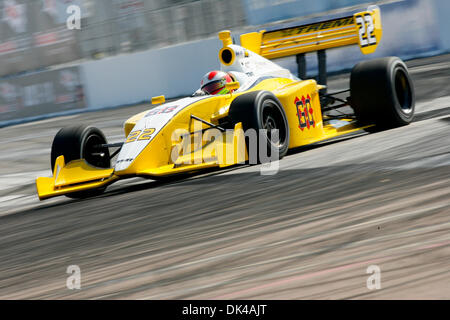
[240,6,382,59]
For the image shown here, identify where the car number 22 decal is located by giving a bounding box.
[355,14,377,47]
[125,128,156,144]
[295,95,315,131]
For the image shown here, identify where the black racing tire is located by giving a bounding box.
[350,56,415,129]
[50,125,111,199]
[228,91,289,164]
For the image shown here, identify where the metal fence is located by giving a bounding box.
[0,0,83,77]
[0,0,247,77]
[78,0,246,59]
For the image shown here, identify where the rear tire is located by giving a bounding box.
[228,91,289,163]
[350,56,415,129]
[50,125,111,199]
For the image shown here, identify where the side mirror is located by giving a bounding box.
[225,81,240,92]
[151,95,165,105]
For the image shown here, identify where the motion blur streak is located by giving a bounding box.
[0,54,448,299]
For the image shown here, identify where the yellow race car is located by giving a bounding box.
[36,6,415,200]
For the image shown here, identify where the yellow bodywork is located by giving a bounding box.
[36,77,368,200]
[36,7,382,200]
[36,155,117,200]
[240,7,382,58]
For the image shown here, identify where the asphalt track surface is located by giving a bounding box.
[0,54,449,299]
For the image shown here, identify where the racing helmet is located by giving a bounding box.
[200,71,234,95]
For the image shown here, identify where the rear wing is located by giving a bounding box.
[240,6,382,59]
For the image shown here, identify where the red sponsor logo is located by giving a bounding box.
[56,94,73,104]
[34,32,58,46]
[146,105,178,117]
[294,95,315,131]
[0,41,17,54]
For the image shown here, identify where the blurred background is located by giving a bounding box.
[0,0,449,126]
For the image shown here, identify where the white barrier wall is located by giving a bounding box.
[81,38,222,110]
[434,0,450,52]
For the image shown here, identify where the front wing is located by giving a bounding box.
[36,123,247,200]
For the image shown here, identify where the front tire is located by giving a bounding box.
[50,125,111,199]
[350,56,415,128]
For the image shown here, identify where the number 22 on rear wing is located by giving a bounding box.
[240,6,383,59]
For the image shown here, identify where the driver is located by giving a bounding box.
[200,70,235,95]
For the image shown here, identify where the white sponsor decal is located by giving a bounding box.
[115,96,209,171]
